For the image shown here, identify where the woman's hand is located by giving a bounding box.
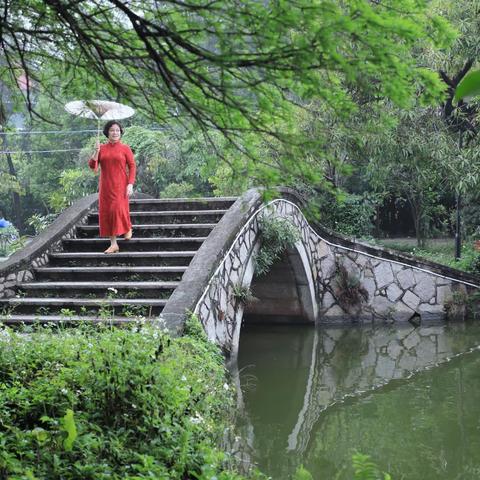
[90,141,101,161]
[126,184,134,197]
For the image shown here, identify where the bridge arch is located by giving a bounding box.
[161,188,480,356]
[229,236,318,358]
[243,243,318,325]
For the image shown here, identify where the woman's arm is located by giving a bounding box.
[125,145,136,187]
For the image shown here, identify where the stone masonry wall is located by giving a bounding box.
[0,216,90,299]
[194,199,479,353]
[195,213,260,349]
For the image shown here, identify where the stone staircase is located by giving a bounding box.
[0,197,235,324]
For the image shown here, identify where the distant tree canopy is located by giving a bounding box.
[1,0,454,187]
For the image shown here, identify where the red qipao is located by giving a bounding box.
[88,142,136,237]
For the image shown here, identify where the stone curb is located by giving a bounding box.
[308,221,480,287]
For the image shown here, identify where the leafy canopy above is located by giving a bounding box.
[1,0,455,186]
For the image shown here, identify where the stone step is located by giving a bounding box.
[86,210,227,225]
[127,197,236,211]
[76,223,215,238]
[33,266,186,282]
[48,251,195,267]
[61,237,206,252]
[16,281,178,299]
[0,297,166,316]
[0,314,155,325]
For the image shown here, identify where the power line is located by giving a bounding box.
[0,129,97,135]
[0,126,165,153]
[0,127,163,136]
[0,148,83,154]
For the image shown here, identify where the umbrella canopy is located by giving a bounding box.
[64,100,135,120]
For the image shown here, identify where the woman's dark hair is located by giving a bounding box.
[103,120,124,138]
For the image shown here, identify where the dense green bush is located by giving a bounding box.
[0,320,255,479]
[48,168,97,213]
[315,193,378,238]
[468,254,480,275]
[27,213,58,235]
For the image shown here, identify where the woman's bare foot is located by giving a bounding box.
[124,228,133,240]
[104,245,120,254]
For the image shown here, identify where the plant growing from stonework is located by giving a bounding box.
[121,304,149,319]
[97,287,118,320]
[59,308,75,318]
[232,284,254,305]
[352,453,392,480]
[333,264,369,313]
[254,216,301,276]
[443,289,480,320]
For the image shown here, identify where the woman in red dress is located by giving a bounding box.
[88,120,136,254]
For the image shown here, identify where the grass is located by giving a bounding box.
[374,237,479,273]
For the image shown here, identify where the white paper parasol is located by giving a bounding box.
[65,99,135,140]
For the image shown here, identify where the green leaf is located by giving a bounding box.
[31,427,49,444]
[293,464,314,480]
[454,70,480,101]
[61,409,77,451]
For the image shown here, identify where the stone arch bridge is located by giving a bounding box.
[1,188,479,354]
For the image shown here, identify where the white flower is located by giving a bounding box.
[0,329,11,343]
[107,287,118,294]
[181,375,187,382]
[190,412,204,425]
[61,388,68,395]
[223,383,229,391]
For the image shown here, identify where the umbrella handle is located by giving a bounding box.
[91,118,100,174]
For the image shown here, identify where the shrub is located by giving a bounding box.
[316,193,378,238]
[27,213,58,235]
[0,322,255,479]
[468,254,480,275]
[48,168,97,212]
[161,181,196,198]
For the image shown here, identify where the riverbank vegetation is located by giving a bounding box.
[0,317,264,479]
[375,239,480,275]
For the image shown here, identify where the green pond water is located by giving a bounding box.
[236,321,480,479]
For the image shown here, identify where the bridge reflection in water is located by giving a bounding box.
[236,322,480,480]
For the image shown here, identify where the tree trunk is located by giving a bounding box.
[408,195,428,248]
[0,101,23,231]
[3,138,23,232]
